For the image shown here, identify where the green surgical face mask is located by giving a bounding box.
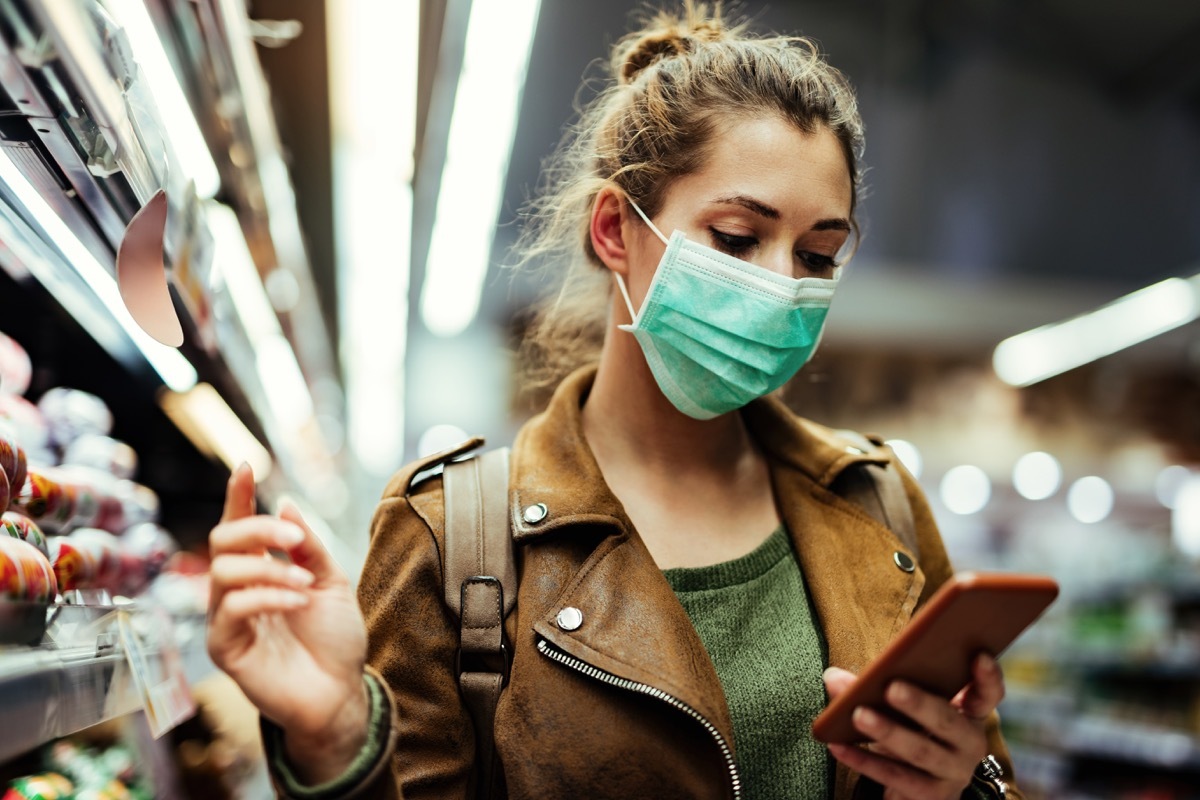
[614,200,839,420]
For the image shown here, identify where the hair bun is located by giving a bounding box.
[613,4,728,85]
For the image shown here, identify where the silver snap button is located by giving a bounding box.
[893,551,916,573]
[522,503,548,524]
[556,606,583,631]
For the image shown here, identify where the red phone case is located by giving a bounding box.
[811,572,1059,744]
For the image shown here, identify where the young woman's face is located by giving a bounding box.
[625,115,854,305]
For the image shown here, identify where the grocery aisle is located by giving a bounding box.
[2,0,1199,798]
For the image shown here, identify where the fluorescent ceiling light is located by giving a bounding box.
[206,201,279,342]
[419,0,541,337]
[327,0,417,474]
[0,147,198,392]
[159,382,272,480]
[994,275,1200,387]
[256,333,314,432]
[207,202,315,434]
[104,0,221,199]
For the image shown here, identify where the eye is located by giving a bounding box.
[709,227,756,255]
[796,251,839,278]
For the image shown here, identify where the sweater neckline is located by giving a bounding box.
[662,525,791,592]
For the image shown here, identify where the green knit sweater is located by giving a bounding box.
[663,525,830,800]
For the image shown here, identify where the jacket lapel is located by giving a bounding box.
[511,367,736,748]
[511,366,927,794]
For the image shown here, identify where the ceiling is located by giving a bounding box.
[255,0,1200,355]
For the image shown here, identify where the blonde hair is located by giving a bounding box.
[513,2,865,399]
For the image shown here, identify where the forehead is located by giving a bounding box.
[667,115,853,217]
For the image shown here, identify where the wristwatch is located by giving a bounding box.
[970,755,1007,798]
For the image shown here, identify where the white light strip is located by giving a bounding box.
[256,333,315,431]
[205,202,280,342]
[160,383,273,480]
[994,275,1200,387]
[0,147,198,391]
[328,0,416,474]
[419,0,541,337]
[206,202,316,435]
[103,0,221,199]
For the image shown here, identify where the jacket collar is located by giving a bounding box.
[508,365,888,541]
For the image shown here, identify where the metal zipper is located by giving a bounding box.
[536,637,742,799]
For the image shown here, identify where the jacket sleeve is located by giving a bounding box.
[264,483,477,800]
[357,487,478,798]
[900,467,1026,800]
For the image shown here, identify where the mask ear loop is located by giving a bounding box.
[613,198,671,324]
[627,198,671,246]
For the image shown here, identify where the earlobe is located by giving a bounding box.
[589,186,629,276]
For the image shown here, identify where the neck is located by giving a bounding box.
[581,298,758,476]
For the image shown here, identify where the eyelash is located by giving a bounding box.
[708,228,840,273]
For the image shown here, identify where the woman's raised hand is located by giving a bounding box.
[823,653,1006,800]
[206,464,371,783]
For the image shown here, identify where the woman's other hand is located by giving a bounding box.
[822,654,1005,799]
[207,463,370,783]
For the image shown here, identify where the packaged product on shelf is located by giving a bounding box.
[2,773,73,800]
[0,394,50,457]
[36,388,113,449]
[9,470,67,527]
[0,534,23,598]
[0,331,32,396]
[61,435,138,481]
[48,465,114,530]
[0,420,29,502]
[46,535,94,593]
[42,739,147,800]
[68,529,122,592]
[118,523,178,596]
[1,511,49,558]
[0,534,56,601]
[113,481,158,528]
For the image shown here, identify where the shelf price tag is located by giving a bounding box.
[116,608,195,737]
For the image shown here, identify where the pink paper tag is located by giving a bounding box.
[117,189,184,347]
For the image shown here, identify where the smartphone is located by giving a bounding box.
[811,571,1059,744]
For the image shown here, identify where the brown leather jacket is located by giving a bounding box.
[306,366,1022,799]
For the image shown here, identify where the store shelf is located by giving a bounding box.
[0,0,357,544]
[1059,715,1200,772]
[1002,691,1200,775]
[0,643,137,762]
[0,607,211,763]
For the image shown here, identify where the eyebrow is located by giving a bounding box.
[710,194,851,232]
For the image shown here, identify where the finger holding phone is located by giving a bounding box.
[813,572,1057,798]
[823,652,1005,799]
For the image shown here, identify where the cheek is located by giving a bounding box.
[626,250,663,311]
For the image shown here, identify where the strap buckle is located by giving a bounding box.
[456,575,510,682]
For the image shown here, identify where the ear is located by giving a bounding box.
[589,185,631,276]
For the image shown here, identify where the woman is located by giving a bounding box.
[207,4,1021,799]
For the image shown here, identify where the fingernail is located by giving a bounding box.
[887,681,912,706]
[284,592,309,607]
[287,566,315,586]
[853,706,878,730]
[281,524,304,545]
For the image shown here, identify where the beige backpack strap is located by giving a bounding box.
[442,446,513,799]
[834,431,920,561]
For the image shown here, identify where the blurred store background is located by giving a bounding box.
[0,0,1197,797]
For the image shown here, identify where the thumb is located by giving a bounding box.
[220,462,257,523]
[822,667,858,699]
[277,499,342,583]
